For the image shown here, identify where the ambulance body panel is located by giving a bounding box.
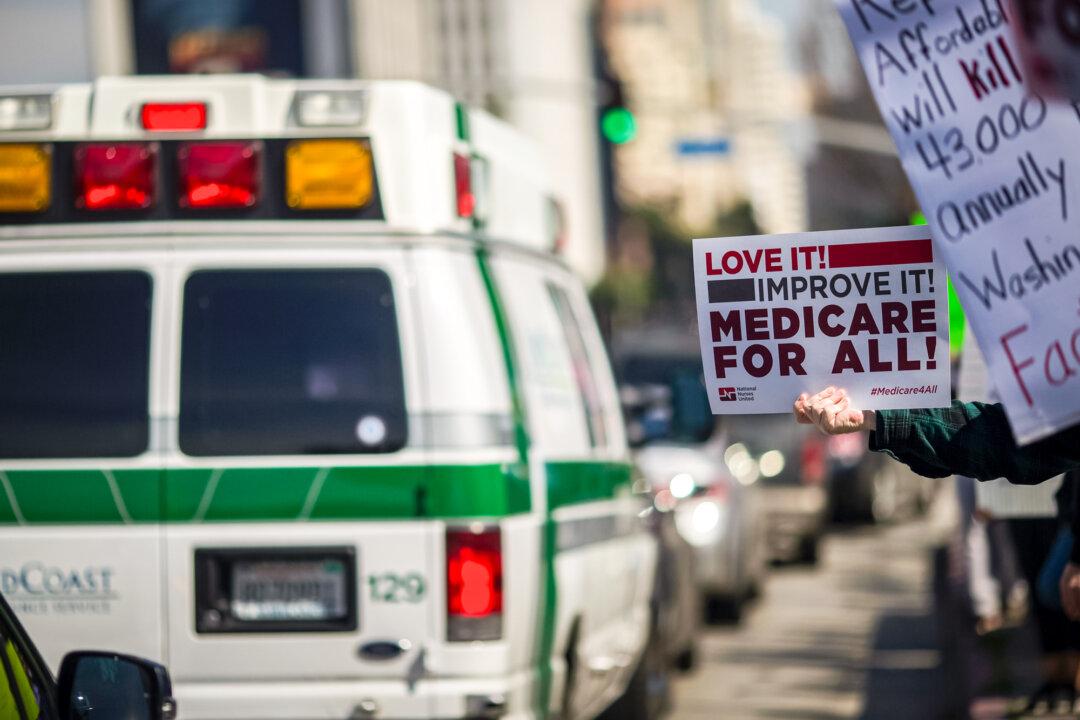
[0,77,656,720]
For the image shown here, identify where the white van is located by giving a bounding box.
[0,76,658,720]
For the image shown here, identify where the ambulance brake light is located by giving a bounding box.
[0,95,52,131]
[446,526,503,642]
[178,141,259,208]
[285,139,373,210]
[141,102,208,131]
[0,144,51,212]
[75,143,155,210]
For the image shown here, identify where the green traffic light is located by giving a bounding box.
[601,107,636,144]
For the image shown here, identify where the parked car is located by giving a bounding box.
[644,493,701,672]
[828,433,938,523]
[721,414,830,564]
[0,590,176,719]
[636,443,768,622]
[618,350,768,621]
[617,351,717,449]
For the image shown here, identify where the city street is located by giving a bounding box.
[671,486,958,720]
[1,3,1077,719]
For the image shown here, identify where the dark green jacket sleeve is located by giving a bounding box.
[869,401,1080,485]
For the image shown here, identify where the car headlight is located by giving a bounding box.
[669,472,696,499]
[675,499,726,547]
[692,501,720,532]
[725,443,760,485]
[759,450,785,478]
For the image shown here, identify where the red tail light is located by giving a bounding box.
[453,153,475,219]
[800,436,827,486]
[705,477,730,502]
[75,143,155,210]
[141,102,208,131]
[178,141,260,209]
[446,526,502,641]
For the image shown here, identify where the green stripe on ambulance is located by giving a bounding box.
[0,462,630,524]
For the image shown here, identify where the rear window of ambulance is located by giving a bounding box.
[0,271,152,459]
[179,269,407,456]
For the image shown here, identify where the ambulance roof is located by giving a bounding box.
[0,75,557,252]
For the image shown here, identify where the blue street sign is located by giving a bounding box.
[675,138,731,156]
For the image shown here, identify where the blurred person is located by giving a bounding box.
[1008,0,1080,102]
[955,333,1028,638]
[950,335,1079,714]
[1058,476,1080,624]
[1003,475,1080,715]
[955,476,1028,636]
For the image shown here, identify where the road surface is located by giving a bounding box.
[670,485,957,719]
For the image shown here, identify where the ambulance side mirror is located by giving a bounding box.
[57,651,177,720]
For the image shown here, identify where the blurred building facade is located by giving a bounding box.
[0,0,130,82]
[798,0,915,230]
[602,0,813,235]
[350,0,608,282]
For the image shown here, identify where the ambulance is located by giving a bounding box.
[0,75,658,719]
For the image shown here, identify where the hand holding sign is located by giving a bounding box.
[694,225,950,414]
[794,388,876,435]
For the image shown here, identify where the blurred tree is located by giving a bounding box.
[710,201,760,238]
[591,200,760,340]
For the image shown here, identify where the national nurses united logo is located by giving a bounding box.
[718,387,738,402]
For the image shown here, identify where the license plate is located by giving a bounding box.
[231,558,348,622]
[195,547,357,633]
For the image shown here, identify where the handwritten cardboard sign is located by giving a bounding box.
[836,0,1080,444]
[693,226,950,414]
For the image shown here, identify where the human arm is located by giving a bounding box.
[794,389,1080,484]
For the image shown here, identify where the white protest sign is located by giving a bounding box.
[693,226,950,414]
[835,0,1080,444]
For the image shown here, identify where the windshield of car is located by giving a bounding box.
[0,272,152,460]
[179,268,407,456]
[618,354,714,443]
